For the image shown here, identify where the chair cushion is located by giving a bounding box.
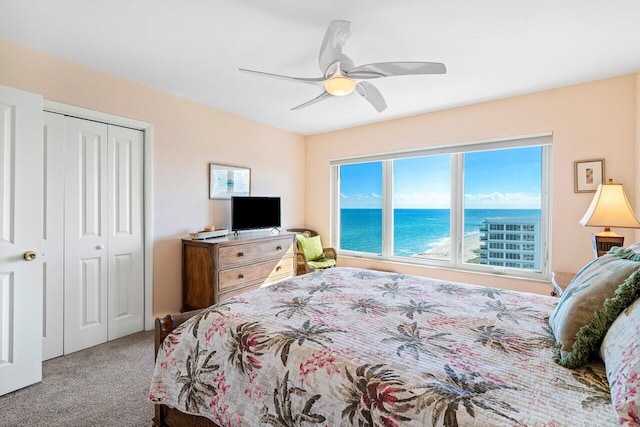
[296,234,324,261]
[308,258,336,270]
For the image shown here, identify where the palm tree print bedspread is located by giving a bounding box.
[149,267,617,426]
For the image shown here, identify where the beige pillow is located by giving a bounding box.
[549,253,640,366]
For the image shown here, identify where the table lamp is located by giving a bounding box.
[579,179,640,257]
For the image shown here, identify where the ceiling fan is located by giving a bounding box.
[239,20,447,113]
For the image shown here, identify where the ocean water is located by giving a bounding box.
[340,208,541,256]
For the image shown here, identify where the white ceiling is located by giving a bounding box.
[2,1,640,135]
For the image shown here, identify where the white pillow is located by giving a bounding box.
[600,297,640,425]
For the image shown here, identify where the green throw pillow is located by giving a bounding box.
[296,234,324,261]
[549,247,640,368]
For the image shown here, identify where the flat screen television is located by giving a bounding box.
[231,196,281,231]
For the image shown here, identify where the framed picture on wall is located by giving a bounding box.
[574,159,604,193]
[209,163,251,199]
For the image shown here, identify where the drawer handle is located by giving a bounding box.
[276,245,282,250]
[238,273,245,279]
[238,251,244,257]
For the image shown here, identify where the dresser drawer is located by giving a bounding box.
[218,236,294,267]
[219,255,294,291]
[182,233,296,311]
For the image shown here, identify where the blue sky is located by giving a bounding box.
[340,146,542,209]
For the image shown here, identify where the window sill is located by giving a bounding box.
[338,251,550,283]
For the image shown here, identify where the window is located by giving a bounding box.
[393,155,451,260]
[338,162,382,255]
[332,135,550,279]
[462,145,543,272]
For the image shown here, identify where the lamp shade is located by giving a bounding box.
[324,76,356,96]
[579,180,640,228]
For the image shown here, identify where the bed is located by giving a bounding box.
[150,265,639,426]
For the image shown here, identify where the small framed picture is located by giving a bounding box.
[209,163,251,199]
[574,159,604,193]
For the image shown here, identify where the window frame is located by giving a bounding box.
[330,133,552,281]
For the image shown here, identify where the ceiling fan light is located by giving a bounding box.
[325,76,356,96]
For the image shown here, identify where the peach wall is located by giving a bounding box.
[636,72,640,243]
[2,37,638,308]
[306,75,638,295]
[0,39,306,316]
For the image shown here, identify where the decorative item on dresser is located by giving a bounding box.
[181,232,296,311]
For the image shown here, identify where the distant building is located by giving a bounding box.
[479,217,540,270]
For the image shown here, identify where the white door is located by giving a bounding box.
[63,117,144,354]
[0,85,43,395]
[107,125,144,340]
[42,112,65,360]
[64,118,109,354]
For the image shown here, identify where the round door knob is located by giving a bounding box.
[23,251,37,261]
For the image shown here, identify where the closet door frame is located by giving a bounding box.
[44,100,154,331]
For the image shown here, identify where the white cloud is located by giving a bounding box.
[341,191,540,209]
[464,192,540,209]
[340,193,382,208]
[393,192,450,209]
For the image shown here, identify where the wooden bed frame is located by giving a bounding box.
[153,310,220,427]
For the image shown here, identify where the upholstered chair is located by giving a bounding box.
[287,228,337,275]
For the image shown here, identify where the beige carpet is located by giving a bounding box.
[0,330,155,427]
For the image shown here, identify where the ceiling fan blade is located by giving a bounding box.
[355,82,387,113]
[340,54,355,73]
[347,61,447,79]
[291,91,333,111]
[239,68,325,86]
[318,20,351,76]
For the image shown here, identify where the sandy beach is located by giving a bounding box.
[414,234,481,262]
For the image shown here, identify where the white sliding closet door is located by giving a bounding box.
[63,116,144,354]
[42,112,65,361]
[64,118,109,354]
[107,125,144,340]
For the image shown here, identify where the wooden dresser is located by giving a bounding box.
[182,232,296,311]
